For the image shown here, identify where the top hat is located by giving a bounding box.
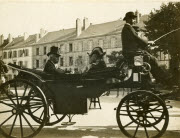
[47,46,61,57]
[89,47,106,57]
[123,12,137,21]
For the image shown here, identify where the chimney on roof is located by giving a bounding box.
[8,34,12,43]
[76,18,82,36]
[0,35,4,45]
[40,28,46,38]
[35,34,40,42]
[24,32,29,40]
[135,10,140,23]
[83,17,90,30]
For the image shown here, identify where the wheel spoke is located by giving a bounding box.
[9,114,18,136]
[49,104,60,120]
[28,98,42,102]
[0,114,14,127]
[20,84,29,105]
[147,108,163,113]
[22,113,35,132]
[4,90,16,106]
[119,113,138,117]
[143,121,149,138]
[152,105,161,110]
[145,116,163,119]
[123,120,134,128]
[28,102,43,107]
[0,100,15,108]
[19,114,24,138]
[32,106,42,114]
[29,105,43,110]
[14,81,19,105]
[146,119,160,132]
[133,123,139,137]
[0,110,12,114]
[149,112,157,122]
[23,111,43,122]
[39,109,44,120]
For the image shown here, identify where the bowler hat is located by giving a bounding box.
[47,46,61,57]
[123,11,137,21]
[89,47,106,57]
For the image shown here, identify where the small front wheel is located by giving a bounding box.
[116,90,169,138]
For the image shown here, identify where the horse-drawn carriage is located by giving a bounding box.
[0,50,177,138]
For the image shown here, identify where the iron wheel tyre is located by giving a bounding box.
[116,90,169,138]
[46,99,66,126]
[0,79,48,138]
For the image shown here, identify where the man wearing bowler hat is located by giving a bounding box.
[121,11,173,86]
[44,46,65,74]
[88,47,106,71]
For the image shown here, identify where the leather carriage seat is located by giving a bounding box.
[8,63,83,82]
[8,63,120,82]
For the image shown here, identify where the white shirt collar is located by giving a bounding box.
[49,60,58,69]
[125,23,132,26]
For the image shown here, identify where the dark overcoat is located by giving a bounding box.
[44,60,64,74]
[121,24,148,55]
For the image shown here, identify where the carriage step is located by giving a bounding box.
[89,97,101,109]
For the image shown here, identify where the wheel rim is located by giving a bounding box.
[0,79,48,138]
[46,100,66,126]
[28,98,66,126]
[116,91,169,138]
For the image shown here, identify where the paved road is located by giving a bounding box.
[37,92,180,138]
[1,91,180,138]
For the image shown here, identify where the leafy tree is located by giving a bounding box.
[106,51,123,66]
[144,2,180,81]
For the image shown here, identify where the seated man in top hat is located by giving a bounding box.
[44,46,65,74]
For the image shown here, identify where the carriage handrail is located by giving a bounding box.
[7,63,46,82]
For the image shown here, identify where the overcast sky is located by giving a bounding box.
[0,0,178,38]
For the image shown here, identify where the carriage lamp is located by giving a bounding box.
[134,56,143,66]
[133,73,140,82]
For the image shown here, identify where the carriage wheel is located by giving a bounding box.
[28,98,66,126]
[46,99,66,126]
[116,90,169,138]
[0,79,48,138]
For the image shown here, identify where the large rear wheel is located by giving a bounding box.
[28,98,66,126]
[0,79,48,138]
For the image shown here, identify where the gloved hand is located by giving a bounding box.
[148,41,155,46]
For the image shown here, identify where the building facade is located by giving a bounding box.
[2,31,46,79]
[32,18,124,72]
[2,12,170,77]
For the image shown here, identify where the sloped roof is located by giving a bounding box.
[37,20,125,44]
[0,39,9,49]
[4,34,36,50]
[3,15,148,48]
[77,20,125,38]
[37,28,76,44]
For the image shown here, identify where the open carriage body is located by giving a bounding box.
[0,52,172,138]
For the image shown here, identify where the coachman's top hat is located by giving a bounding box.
[47,46,61,57]
[123,11,137,21]
[89,47,106,57]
